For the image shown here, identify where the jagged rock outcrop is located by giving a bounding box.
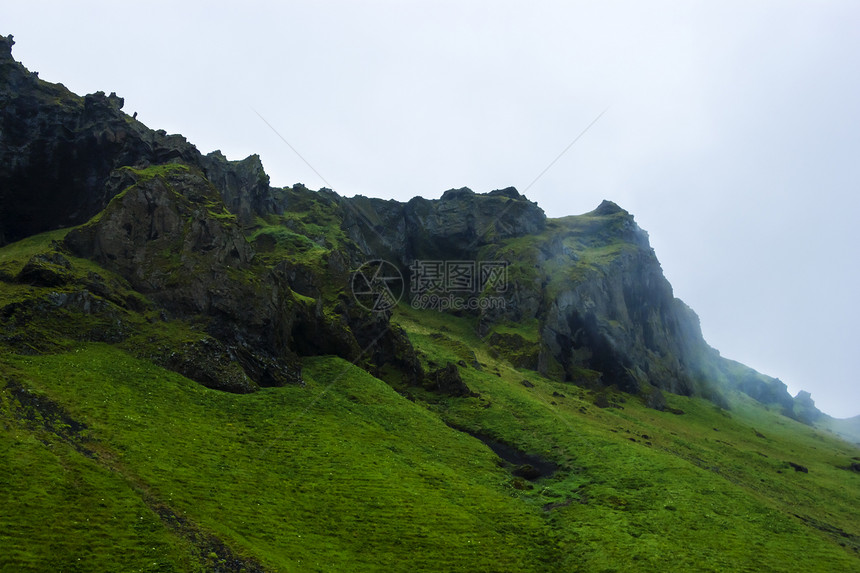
[341,195,721,400]
[64,165,254,300]
[714,358,819,419]
[340,186,546,267]
[525,203,721,397]
[0,34,276,245]
[336,191,798,409]
[60,163,425,392]
[793,390,824,424]
[0,253,141,353]
[537,206,710,394]
[63,164,302,389]
[734,370,796,414]
[199,151,278,223]
[14,251,73,287]
[427,362,475,397]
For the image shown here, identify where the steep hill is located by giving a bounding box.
[1,34,858,572]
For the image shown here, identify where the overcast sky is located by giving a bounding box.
[4,1,859,417]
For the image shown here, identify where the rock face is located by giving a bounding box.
[735,371,796,414]
[339,186,546,267]
[63,164,303,389]
[340,195,720,399]
[535,204,711,395]
[427,362,476,397]
[60,163,425,393]
[0,35,275,245]
[793,390,824,424]
[14,252,73,287]
[65,165,254,302]
[199,151,277,223]
[337,195,798,411]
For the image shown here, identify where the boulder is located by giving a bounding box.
[427,363,475,397]
[15,252,72,287]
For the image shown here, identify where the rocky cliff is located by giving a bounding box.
[0,34,275,246]
[340,193,731,405]
[0,34,819,419]
[340,186,547,266]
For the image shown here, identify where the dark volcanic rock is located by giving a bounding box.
[0,36,278,245]
[155,337,259,394]
[15,252,73,287]
[788,462,809,473]
[339,186,546,267]
[60,163,419,391]
[199,151,277,224]
[63,165,303,387]
[338,190,783,411]
[64,165,254,302]
[530,204,716,396]
[427,362,475,397]
[643,386,667,411]
[736,373,796,415]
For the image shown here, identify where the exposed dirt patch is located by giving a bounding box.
[793,514,860,554]
[447,423,558,480]
[149,499,267,572]
[542,498,574,512]
[4,378,95,457]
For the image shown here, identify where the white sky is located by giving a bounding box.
[4,1,859,417]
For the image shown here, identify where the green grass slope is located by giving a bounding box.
[392,307,860,572]
[1,346,558,572]
[2,229,859,572]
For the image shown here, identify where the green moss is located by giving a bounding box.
[118,163,191,180]
[490,319,540,343]
[1,299,858,571]
[250,225,319,255]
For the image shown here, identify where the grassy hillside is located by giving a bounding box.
[2,229,859,572]
[1,347,559,572]
[392,306,860,571]
[820,415,860,446]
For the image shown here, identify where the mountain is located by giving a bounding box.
[1,34,858,572]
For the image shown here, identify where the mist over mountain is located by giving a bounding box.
[1,35,858,572]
